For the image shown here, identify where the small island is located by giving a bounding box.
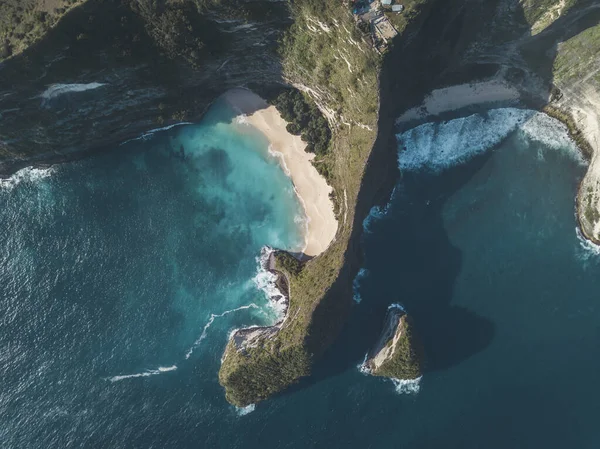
[363,304,424,380]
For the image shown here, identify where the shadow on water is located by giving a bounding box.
[303,0,600,390]
[307,152,496,386]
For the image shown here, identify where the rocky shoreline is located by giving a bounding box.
[226,247,291,356]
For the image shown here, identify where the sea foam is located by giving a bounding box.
[120,122,194,145]
[397,108,584,173]
[352,268,369,304]
[252,246,288,323]
[40,83,106,108]
[576,227,600,262]
[392,376,422,395]
[185,303,258,360]
[0,166,54,190]
[236,404,256,416]
[107,365,177,383]
[41,82,106,100]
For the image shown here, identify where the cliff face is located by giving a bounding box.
[0,0,290,175]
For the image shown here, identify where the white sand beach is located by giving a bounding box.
[223,88,338,257]
[396,80,520,123]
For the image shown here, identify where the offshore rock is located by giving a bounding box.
[363,304,424,380]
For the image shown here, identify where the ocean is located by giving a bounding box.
[2,105,600,448]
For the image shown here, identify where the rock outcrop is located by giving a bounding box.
[363,305,424,380]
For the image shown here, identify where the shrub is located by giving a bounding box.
[271,89,331,155]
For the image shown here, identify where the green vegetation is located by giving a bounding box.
[271,89,331,155]
[280,1,380,126]
[274,251,303,277]
[553,21,600,88]
[581,186,600,226]
[0,0,86,61]
[219,0,425,407]
[129,0,207,65]
[219,340,312,406]
[371,315,424,380]
[584,202,600,226]
[520,0,577,28]
[383,0,432,35]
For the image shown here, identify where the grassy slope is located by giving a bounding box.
[520,0,578,29]
[0,0,88,61]
[384,0,431,35]
[553,22,600,89]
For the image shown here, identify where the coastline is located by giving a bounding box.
[548,90,600,245]
[222,88,338,258]
[394,78,600,246]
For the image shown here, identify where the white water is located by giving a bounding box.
[352,268,369,304]
[252,246,289,322]
[185,304,259,360]
[388,303,406,312]
[392,376,422,395]
[236,404,256,416]
[120,122,195,145]
[576,226,600,262]
[0,166,54,190]
[41,83,105,103]
[397,108,583,173]
[107,365,178,383]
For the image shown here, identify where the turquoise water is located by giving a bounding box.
[3,105,600,448]
[0,100,305,447]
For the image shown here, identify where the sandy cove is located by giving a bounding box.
[396,80,520,124]
[223,88,338,257]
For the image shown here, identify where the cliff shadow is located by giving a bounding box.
[0,0,292,175]
[304,0,600,389]
[299,0,507,390]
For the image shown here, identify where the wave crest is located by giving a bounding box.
[185,303,258,360]
[397,108,583,173]
[106,365,177,383]
[392,376,422,395]
[0,167,54,190]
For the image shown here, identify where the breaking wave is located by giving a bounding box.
[357,353,371,375]
[392,376,422,395]
[41,82,106,100]
[0,166,54,190]
[362,186,401,233]
[397,108,583,173]
[236,404,256,416]
[253,247,288,322]
[576,227,600,262]
[120,122,194,145]
[107,365,177,383]
[185,303,259,360]
[388,303,405,312]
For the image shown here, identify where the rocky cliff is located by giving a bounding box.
[0,0,290,174]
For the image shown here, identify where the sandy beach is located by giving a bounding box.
[397,80,520,123]
[222,88,338,257]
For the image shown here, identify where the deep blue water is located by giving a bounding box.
[2,106,600,448]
